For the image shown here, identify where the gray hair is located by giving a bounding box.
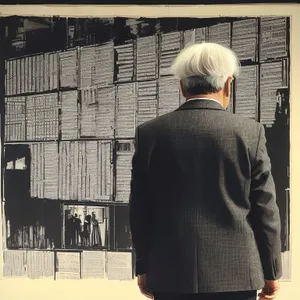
[170,42,240,95]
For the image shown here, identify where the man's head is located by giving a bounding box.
[170,42,240,109]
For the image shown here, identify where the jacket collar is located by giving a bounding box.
[176,98,225,111]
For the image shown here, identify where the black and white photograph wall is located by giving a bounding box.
[0,15,291,280]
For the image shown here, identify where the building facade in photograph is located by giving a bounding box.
[0,16,291,280]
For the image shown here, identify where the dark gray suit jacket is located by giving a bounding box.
[129,99,282,293]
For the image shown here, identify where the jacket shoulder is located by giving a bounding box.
[137,112,173,132]
[137,110,262,135]
[226,112,262,130]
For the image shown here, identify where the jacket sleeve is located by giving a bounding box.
[129,126,151,276]
[249,123,283,280]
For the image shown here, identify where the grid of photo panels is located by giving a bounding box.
[0,16,291,280]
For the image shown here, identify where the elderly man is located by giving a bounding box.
[129,42,282,300]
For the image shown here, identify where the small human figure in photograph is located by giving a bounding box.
[91,212,102,248]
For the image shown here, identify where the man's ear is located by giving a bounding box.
[224,77,233,98]
[179,80,186,98]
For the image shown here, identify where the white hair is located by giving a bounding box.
[170,42,240,94]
